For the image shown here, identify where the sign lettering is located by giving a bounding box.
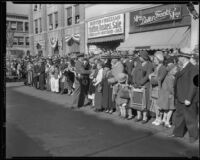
[133,7,182,26]
[88,14,124,38]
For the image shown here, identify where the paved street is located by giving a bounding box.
[6,82,199,157]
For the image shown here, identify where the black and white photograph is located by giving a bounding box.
[5,1,199,158]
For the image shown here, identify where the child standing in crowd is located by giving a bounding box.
[113,73,131,119]
[157,57,178,128]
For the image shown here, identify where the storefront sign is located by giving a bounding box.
[133,6,182,26]
[88,14,124,39]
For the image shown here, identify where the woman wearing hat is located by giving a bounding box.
[135,50,154,124]
[27,60,34,86]
[149,51,167,126]
[157,59,178,128]
[93,60,104,112]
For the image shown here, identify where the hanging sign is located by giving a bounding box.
[88,14,124,39]
[132,6,182,26]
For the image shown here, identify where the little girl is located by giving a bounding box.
[113,73,132,119]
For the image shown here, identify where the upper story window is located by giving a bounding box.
[25,22,29,32]
[17,22,23,31]
[66,7,72,26]
[34,19,38,34]
[18,37,24,45]
[26,37,29,46]
[33,4,37,11]
[54,12,58,29]
[13,37,18,45]
[11,21,17,30]
[39,4,42,10]
[48,14,53,30]
[75,5,80,24]
[39,18,42,32]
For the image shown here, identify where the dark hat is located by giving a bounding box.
[165,56,175,65]
[77,53,84,58]
[191,54,199,60]
[176,53,192,59]
[104,61,111,69]
[139,50,149,61]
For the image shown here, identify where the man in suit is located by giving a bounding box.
[171,47,199,143]
[38,59,46,90]
[71,53,91,109]
[33,60,40,89]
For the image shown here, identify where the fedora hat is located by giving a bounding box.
[139,50,149,61]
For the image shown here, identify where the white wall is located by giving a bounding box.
[85,4,158,21]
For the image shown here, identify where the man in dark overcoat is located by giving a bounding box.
[172,48,199,143]
[71,53,91,109]
[38,59,46,90]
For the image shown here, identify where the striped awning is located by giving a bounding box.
[87,34,124,44]
[117,26,190,51]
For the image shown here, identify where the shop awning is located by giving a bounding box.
[88,34,124,44]
[117,26,190,51]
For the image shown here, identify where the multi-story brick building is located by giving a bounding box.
[6,13,30,58]
[29,4,85,57]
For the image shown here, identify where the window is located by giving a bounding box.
[48,14,53,30]
[25,22,29,32]
[17,22,23,31]
[11,21,17,30]
[67,7,72,26]
[6,21,9,29]
[26,37,29,46]
[55,12,58,29]
[18,37,24,45]
[39,4,42,10]
[34,19,38,34]
[13,37,18,45]
[75,5,80,24]
[34,4,37,11]
[39,18,42,32]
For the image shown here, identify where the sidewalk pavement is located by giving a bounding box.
[6,82,199,148]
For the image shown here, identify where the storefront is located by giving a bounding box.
[87,14,125,53]
[117,4,191,52]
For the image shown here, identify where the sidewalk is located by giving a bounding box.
[6,82,199,148]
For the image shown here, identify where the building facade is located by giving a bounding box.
[6,13,30,58]
[29,4,85,57]
[84,4,160,54]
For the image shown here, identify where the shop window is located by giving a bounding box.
[39,18,42,32]
[26,37,29,46]
[75,5,80,24]
[66,7,72,26]
[54,12,58,29]
[18,37,24,45]
[34,19,38,34]
[25,22,29,32]
[48,14,53,30]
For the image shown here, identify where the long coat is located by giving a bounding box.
[138,61,154,111]
[173,62,199,139]
[108,61,124,84]
[124,59,134,83]
[39,63,46,90]
[157,70,176,110]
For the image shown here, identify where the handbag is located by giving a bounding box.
[119,86,130,99]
